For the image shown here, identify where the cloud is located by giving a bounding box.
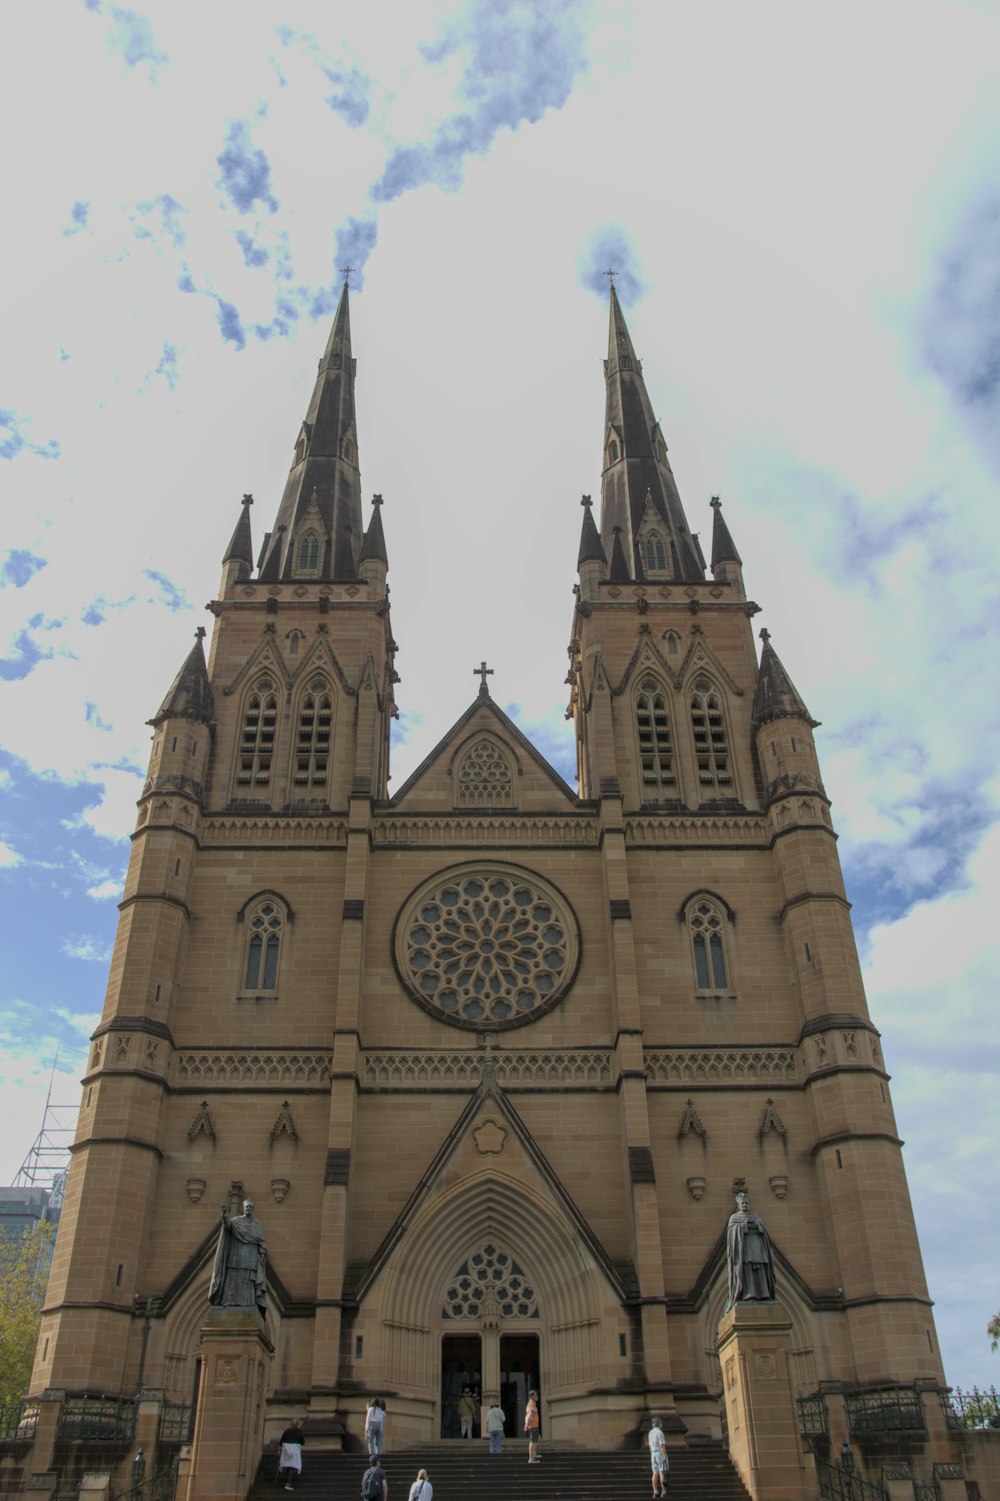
[373,0,590,201]
[155,342,179,389]
[107,6,167,75]
[334,218,377,287]
[236,229,269,269]
[86,878,121,900]
[61,935,112,962]
[64,200,90,236]
[276,27,371,127]
[216,296,246,349]
[133,192,186,249]
[925,194,1000,464]
[216,120,279,216]
[579,224,648,305]
[1,551,47,589]
[0,840,23,870]
[0,410,60,462]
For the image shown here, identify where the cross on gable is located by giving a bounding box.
[474,660,494,697]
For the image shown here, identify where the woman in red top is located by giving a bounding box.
[523,1390,540,1464]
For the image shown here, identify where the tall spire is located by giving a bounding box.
[222,493,254,568]
[599,287,703,584]
[710,495,741,568]
[258,279,364,582]
[149,628,214,727]
[752,630,818,727]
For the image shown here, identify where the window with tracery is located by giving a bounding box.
[297,532,319,573]
[643,531,667,574]
[688,899,730,991]
[244,900,284,992]
[636,677,675,792]
[456,738,513,808]
[443,1241,538,1319]
[690,677,733,794]
[294,681,333,789]
[236,679,278,789]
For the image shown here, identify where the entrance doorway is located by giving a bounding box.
[500,1333,539,1438]
[440,1335,481,1439]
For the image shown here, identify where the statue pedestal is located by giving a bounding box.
[186,1309,274,1501]
[716,1301,809,1501]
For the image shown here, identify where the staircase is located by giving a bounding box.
[252,1440,752,1501]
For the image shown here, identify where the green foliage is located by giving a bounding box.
[990,1312,1000,1353]
[0,1223,53,1408]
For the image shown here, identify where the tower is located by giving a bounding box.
[18,281,957,1499]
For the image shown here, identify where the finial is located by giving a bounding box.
[759,628,771,644]
[604,268,617,288]
[710,495,721,510]
[340,265,354,286]
[242,493,253,507]
[372,493,383,507]
[195,626,206,641]
[474,660,494,697]
[612,524,622,536]
[581,494,592,508]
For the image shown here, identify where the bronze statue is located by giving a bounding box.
[725,1190,776,1309]
[209,1198,267,1314]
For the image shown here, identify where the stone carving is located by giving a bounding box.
[92,1041,103,1069]
[176,1052,332,1087]
[759,1099,786,1138]
[364,1048,612,1087]
[726,1191,776,1309]
[646,1049,797,1086]
[625,814,763,847]
[216,1357,239,1384]
[145,1041,159,1071]
[269,1101,298,1145]
[472,1118,508,1156]
[755,1354,777,1379]
[679,1099,707,1138]
[114,1035,131,1064]
[769,1175,789,1200]
[209,1198,267,1314]
[686,1176,707,1201]
[187,1101,216,1142]
[456,738,514,808]
[842,1030,859,1059]
[444,1242,537,1320]
[374,815,597,848]
[186,1178,206,1204]
[270,1178,290,1204]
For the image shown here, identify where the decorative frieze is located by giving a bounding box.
[174,1051,333,1087]
[625,815,767,847]
[645,1048,798,1085]
[363,1049,614,1088]
[372,816,599,848]
[200,817,347,847]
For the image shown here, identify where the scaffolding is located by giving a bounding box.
[12,1054,77,1195]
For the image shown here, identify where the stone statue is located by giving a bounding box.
[209,1198,267,1314]
[725,1190,776,1309]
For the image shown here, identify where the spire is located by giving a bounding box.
[258,278,364,582]
[752,631,818,727]
[222,493,254,567]
[149,628,214,727]
[577,494,607,568]
[599,287,703,584]
[358,493,388,566]
[609,525,630,583]
[710,495,741,567]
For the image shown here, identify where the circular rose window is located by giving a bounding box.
[394,864,580,1030]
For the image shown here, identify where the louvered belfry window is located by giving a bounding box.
[237,679,278,788]
[294,681,333,789]
[690,677,732,793]
[636,677,675,791]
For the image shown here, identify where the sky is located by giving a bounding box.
[1,0,999,1391]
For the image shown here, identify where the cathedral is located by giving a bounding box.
[21,281,957,1494]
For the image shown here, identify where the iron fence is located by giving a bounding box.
[59,1396,136,1442]
[0,1398,40,1442]
[942,1385,1000,1431]
[817,1458,888,1501]
[797,1394,827,1434]
[913,1484,939,1501]
[158,1404,193,1444]
[110,1460,178,1501]
[845,1388,925,1437]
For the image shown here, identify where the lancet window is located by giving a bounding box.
[243,898,284,992]
[689,677,733,794]
[635,677,675,792]
[293,681,333,789]
[688,898,730,992]
[643,531,667,575]
[297,531,320,573]
[455,737,514,808]
[236,678,278,790]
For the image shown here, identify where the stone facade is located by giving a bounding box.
[12,284,961,1497]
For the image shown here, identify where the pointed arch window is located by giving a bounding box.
[607,439,620,464]
[294,680,333,789]
[689,677,733,794]
[455,737,514,808]
[635,676,675,792]
[297,532,320,573]
[236,678,278,789]
[643,531,667,575]
[687,898,730,993]
[243,898,284,993]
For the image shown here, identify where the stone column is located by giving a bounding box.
[717,1301,810,1501]
[186,1309,274,1501]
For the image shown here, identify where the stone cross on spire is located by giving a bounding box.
[474,661,494,698]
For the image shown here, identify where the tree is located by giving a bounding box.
[0,1223,53,1410]
[990,1311,1000,1353]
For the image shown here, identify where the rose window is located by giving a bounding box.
[395,865,579,1030]
[443,1242,538,1319]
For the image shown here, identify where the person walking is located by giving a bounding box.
[648,1415,669,1496]
[524,1389,540,1463]
[458,1386,477,1439]
[362,1456,387,1501]
[277,1421,304,1491]
[486,1398,505,1455]
[365,1398,386,1461]
[406,1467,432,1501]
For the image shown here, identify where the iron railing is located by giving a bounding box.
[59,1396,136,1441]
[845,1388,925,1437]
[797,1394,827,1434]
[110,1460,178,1501]
[158,1404,193,1444]
[913,1484,939,1501]
[942,1385,1000,1431]
[0,1398,40,1441]
[817,1459,888,1501]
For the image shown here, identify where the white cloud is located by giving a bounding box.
[0,839,22,869]
[61,936,113,964]
[86,878,122,901]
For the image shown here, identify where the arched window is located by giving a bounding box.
[643,531,667,575]
[455,737,514,808]
[608,439,619,464]
[664,631,680,657]
[294,680,333,789]
[244,899,284,992]
[688,899,730,991]
[288,631,301,656]
[297,532,319,573]
[635,677,675,792]
[689,677,733,794]
[236,679,278,789]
